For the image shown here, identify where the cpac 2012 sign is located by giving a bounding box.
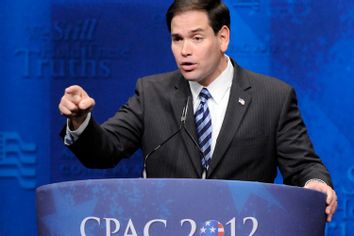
[80,217,258,236]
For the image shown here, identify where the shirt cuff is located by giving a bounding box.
[64,113,91,145]
[304,178,327,187]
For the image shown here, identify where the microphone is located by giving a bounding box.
[142,97,190,179]
[142,96,208,179]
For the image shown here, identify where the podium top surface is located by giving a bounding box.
[36,178,326,236]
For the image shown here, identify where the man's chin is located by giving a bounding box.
[184,77,200,82]
[180,71,200,82]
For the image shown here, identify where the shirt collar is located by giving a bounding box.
[189,56,234,104]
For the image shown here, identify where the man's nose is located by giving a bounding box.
[181,40,192,56]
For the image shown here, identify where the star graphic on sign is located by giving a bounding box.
[210,227,216,233]
[199,220,224,236]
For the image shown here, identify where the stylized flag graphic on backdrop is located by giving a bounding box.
[200,220,225,236]
[0,132,36,189]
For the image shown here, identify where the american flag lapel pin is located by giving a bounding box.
[238,98,245,106]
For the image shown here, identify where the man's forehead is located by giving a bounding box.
[171,20,212,36]
[171,10,210,30]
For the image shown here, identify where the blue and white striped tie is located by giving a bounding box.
[195,88,212,170]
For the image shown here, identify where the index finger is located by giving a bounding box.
[65,85,86,96]
[64,85,89,104]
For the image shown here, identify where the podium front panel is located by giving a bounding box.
[36,179,326,235]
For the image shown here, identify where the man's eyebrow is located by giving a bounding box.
[171,28,205,37]
[190,28,204,34]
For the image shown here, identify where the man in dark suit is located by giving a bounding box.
[59,0,337,221]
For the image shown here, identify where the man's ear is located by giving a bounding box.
[218,25,230,53]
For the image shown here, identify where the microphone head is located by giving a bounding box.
[181,96,190,124]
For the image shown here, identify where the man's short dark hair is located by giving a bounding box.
[166,0,230,34]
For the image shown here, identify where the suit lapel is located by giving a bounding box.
[170,74,202,176]
[208,64,252,176]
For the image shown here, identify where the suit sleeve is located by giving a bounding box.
[60,79,145,168]
[276,87,333,187]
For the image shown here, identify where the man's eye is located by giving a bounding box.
[172,37,183,42]
[193,36,203,42]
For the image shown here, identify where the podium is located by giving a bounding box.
[36,179,326,235]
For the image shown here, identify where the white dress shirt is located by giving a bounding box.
[188,56,234,157]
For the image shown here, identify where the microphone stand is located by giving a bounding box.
[142,97,189,179]
[142,126,182,179]
[142,96,207,179]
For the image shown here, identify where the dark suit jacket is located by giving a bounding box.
[63,62,332,187]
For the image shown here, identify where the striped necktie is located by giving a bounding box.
[195,88,212,170]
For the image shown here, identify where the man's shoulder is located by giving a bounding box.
[140,70,181,82]
[135,70,184,93]
[238,66,293,92]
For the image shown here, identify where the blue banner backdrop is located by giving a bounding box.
[1,0,353,235]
